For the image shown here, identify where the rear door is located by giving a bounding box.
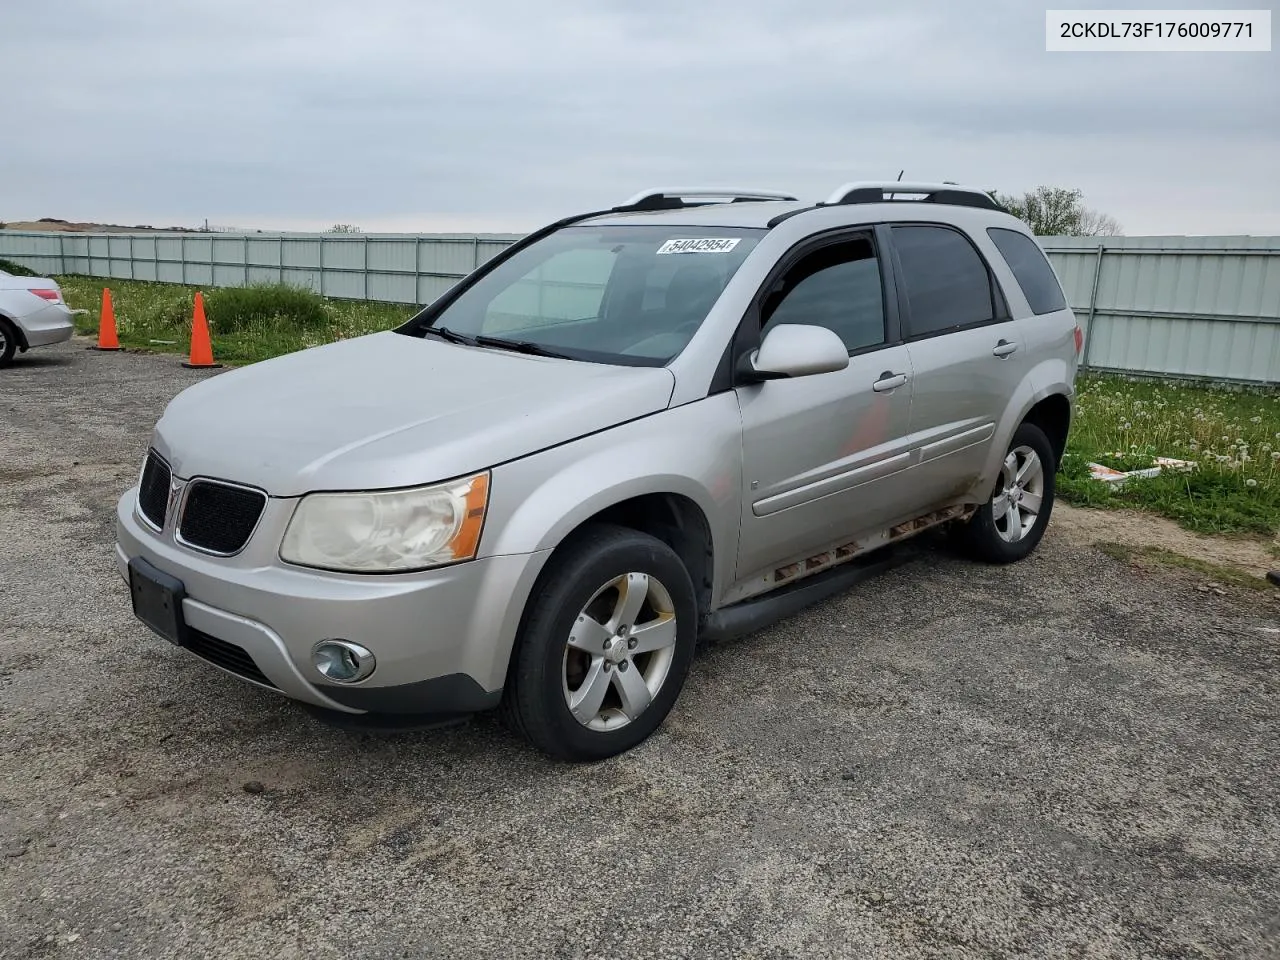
[734,229,916,581]
[888,223,1032,506]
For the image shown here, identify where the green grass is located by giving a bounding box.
[1061,375,1280,536]
[0,257,40,276]
[56,275,415,366]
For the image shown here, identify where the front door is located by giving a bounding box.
[734,231,916,582]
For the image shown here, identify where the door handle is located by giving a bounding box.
[992,339,1018,358]
[872,371,908,392]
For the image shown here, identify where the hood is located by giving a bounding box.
[153,331,675,496]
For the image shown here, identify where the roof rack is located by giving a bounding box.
[825,181,1002,211]
[617,188,798,212]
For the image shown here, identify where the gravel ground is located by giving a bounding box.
[2,339,1278,960]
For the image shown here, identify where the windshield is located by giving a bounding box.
[412,225,764,365]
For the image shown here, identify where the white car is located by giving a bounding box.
[0,268,75,367]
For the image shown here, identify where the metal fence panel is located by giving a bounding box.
[246,239,280,269]
[212,237,246,265]
[419,238,479,277]
[324,271,366,299]
[185,261,214,286]
[323,239,365,270]
[367,238,416,273]
[156,237,183,262]
[212,264,247,287]
[247,266,281,285]
[281,267,321,292]
[367,271,418,304]
[2,227,1277,383]
[1039,235,1280,384]
[281,239,320,269]
[157,261,185,284]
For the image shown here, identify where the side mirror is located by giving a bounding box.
[741,324,850,381]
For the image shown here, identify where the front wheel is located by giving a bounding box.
[501,524,698,761]
[956,422,1056,564]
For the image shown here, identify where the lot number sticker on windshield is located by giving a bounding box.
[656,238,741,255]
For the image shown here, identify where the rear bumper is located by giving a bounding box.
[18,302,75,347]
[115,486,551,715]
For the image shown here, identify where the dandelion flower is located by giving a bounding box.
[1251,416,1262,424]
[1246,478,1258,488]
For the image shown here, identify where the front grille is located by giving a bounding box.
[177,480,267,554]
[138,451,171,529]
[185,629,276,688]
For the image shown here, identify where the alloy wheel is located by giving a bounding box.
[992,445,1045,543]
[561,572,678,731]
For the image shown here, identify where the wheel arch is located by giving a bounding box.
[0,310,28,351]
[1020,392,1072,469]
[550,492,715,618]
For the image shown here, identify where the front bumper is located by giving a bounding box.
[18,302,75,348]
[115,486,551,715]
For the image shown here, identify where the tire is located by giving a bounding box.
[501,524,698,762]
[956,421,1056,564]
[0,319,17,368]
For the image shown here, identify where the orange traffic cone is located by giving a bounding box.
[93,287,121,351]
[182,291,221,369]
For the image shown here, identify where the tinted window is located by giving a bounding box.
[892,225,995,337]
[421,225,763,366]
[987,227,1068,315]
[761,238,886,353]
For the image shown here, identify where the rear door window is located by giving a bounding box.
[987,227,1068,315]
[891,225,997,338]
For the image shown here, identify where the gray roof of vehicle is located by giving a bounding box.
[583,200,810,229]
[582,199,1025,231]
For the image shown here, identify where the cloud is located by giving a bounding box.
[1,0,1276,234]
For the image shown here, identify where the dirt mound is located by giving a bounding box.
[2,219,197,233]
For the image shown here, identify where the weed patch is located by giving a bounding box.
[56,275,414,365]
[1063,375,1279,536]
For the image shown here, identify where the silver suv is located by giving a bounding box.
[116,182,1080,760]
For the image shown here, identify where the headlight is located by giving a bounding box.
[279,472,489,573]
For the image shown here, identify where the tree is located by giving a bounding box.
[990,186,1122,237]
[327,223,362,234]
[1075,206,1123,237]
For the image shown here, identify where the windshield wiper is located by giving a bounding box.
[420,325,477,345]
[472,334,574,360]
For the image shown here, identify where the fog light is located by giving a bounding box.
[312,640,376,683]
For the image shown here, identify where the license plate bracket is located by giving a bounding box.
[128,557,189,646]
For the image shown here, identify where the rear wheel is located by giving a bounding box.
[0,319,17,368]
[501,524,697,761]
[956,422,1056,564]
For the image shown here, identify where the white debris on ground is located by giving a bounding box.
[1086,456,1198,487]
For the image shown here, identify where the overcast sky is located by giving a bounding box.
[3,0,1277,235]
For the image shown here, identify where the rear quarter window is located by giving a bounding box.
[987,227,1068,315]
